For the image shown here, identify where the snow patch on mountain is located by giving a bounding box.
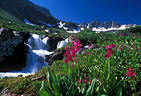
[24,19,37,26]
[39,21,55,27]
[92,24,136,32]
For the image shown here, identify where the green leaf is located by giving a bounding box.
[39,90,51,96]
[39,81,51,96]
[82,87,86,94]
[86,78,96,96]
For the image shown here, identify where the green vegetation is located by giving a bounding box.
[0,28,140,96]
[0,8,47,35]
[0,9,141,95]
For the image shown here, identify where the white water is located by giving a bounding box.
[0,34,53,78]
[57,38,69,48]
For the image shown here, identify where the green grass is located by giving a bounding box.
[0,8,47,35]
[0,9,141,95]
[0,30,140,96]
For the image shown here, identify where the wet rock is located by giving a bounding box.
[48,34,63,51]
[0,28,30,72]
[45,48,65,65]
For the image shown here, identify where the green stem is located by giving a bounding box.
[107,60,110,80]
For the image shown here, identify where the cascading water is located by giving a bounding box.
[0,34,53,78]
[23,34,53,73]
[57,38,69,48]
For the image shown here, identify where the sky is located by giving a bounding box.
[30,0,141,25]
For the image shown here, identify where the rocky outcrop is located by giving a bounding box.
[45,48,65,65]
[59,22,80,31]
[102,21,120,28]
[89,21,102,28]
[63,22,79,31]
[0,28,30,72]
[48,35,64,51]
[79,21,121,29]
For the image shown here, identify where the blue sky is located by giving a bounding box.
[30,0,141,25]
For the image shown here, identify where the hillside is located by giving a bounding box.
[0,0,59,26]
[0,8,50,34]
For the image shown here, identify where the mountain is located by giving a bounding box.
[0,0,136,34]
[80,21,121,29]
[0,0,59,27]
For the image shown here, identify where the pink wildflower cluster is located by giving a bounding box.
[127,67,136,79]
[64,39,82,64]
[77,77,92,84]
[104,44,116,59]
[119,33,125,36]
[119,43,124,50]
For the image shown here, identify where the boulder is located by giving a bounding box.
[45,48,65,65]
[48,34,63,51]
[0,28,30,72]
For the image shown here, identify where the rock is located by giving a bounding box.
[80,44,100,54]
[48,34,63,51]
[45,48,65,65]
[79,22,88,28]
[102,21,120,28]
[61,22,80,31]
[89,21,102,28]
[79,21,121,29]
[0,28,30,72]
[31,77,42,81]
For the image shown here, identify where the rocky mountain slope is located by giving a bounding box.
[0,0,59,27]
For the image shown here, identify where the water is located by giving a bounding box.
[0,34,53,78]
[57,38,69,48]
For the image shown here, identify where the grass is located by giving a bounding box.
[0,8,48,35]
[0,9,141,95]
[0,29,140,96]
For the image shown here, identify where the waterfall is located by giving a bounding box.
[23,34,53,73]
[0,34,53,78]
[57,38,69,48]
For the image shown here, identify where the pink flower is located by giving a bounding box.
[119,44,124,50]
[70,46,75,51]
[65,46,68,50]
[71,63,74,67]
[71,51,76,57]
[84,79,87,84]
[72,41,77,45]
[120,33,124,36]
[83,77,89,84]
[85,77,89,81]
[106,45,111,50]
[125,45,128,49]
[87,52,91,55]
[132,44,136,48]
[90,80,92,84]
[110,44,116,48]
[64,39,81,64]
[77,78,82,84]
[127,67,136,79]
[104,50,113,59]
[104,44,116,59]
[64,50,70,57]
[136,48,139,51]
[128,67,133,71]
[76,39,80,43]
[105,54,110,59]
[88,44,92,47]
[64,59,68,64]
